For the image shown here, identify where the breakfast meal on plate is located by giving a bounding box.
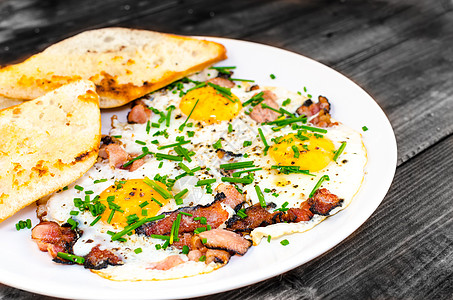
[31,67,367,281]
[0,27,226,108]
[0,80,101,223]
[0,28,366,281]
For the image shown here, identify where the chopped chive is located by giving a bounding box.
[237,209,248,219]
[196,179,216,186]
[260,103,283,114]
[292,145,300,158]
[362,126,369,131]
[151,122,160,128]
[134,248,143,254]
[111,215,166,241]
[112,135,122,139]
[255,185,266,207]
[166,105,175,127]
[230,78,254,82]
[209,66,236,71]
[151,139,159,144]
[212,139,222,149]
[187,131,195,137]
[221,176,254,184]
[178,162,193,174]
[155,244,162,250]
[57,252,85,264]
[243,140,252,147]
[122,148,149,167]
[267,235,272,243]
[146,120,151,134]
[74,185,83,191]
[174,145,192,162]
[26,219,32,229]
[63,186,68,190]
[158,161,163,169]
[220,161,254,170]
[90,215,102,226]
[144,178,172,199]
[194,227,207,234]
[242,92,264,107]
[151,197,163,207]
[139,201,149,208]
[270,74,276,79]
[300,125,328,134]
[67,218,78,230]
[282,98,291,106]
[265,116,307,126]
[135,140,146,145]
[179,212,193,217]
[107,209,116,224]
[93,178,107,184]
[179,99,199,132]
[309,175,330,198]
[307,94,312,98]
[199,255,206,262]
[280,239,289,246]
[228,123,233,133]
[150,234,171,241]
[186,82,207,93]
[258,128,270,155]
[174,188,188,200]
[333,142,347,162]
[271,165,315,176]
[70,211,79,216]
[155,153,183,162]
[141,209,148,216]
[182,245,190,254]
[232,167,262,177]
[157,140,190,150]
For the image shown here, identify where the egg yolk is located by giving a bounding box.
[98,179,169,229]
[179,86,242,123]
[270,133,335,172]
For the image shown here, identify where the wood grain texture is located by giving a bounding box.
[0,0,452,299]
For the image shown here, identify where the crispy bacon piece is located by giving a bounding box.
[285,201,314,222]
[84,245,122,270]
[250,90,280,123]
[147,255,185,270]
[188,250,203,262]
[128,158,145,172]
[296,96,338,127]
[308,188,342,215]
[215,183,244,210]
[207,77,235,88]
[136,200,229,236]
[198,228,252,256]
[205,249,231,264]
[136,185,244,236]
[127,101,152,124]
[171,232,194,250]
[31,221,80,261]
[227,201,314,233]
[105,143,129,168]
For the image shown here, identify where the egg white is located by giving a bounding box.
[41,69,367,280]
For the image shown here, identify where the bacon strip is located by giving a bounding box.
[227,189,341,233]
[308,188,342,215]
[84,245,122,270]
[250,90,280,123]
[198,228,252,256]
[31,221,80,261]
[296,96,338,127]
[105,144,129,168]
[207,77,235,88]
[136,185,244,236]
[147,255,184,270]
[127,101,152,124]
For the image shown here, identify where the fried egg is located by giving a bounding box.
[40,68,367,281]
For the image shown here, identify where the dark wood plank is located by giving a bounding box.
[195,134,453,300]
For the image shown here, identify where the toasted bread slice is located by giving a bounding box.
[0,95,23,110]
[0,28,227,108]
[0,80,101,222]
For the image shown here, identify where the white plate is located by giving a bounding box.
[0,37,397,299]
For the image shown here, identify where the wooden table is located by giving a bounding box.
[1,0,452,299]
